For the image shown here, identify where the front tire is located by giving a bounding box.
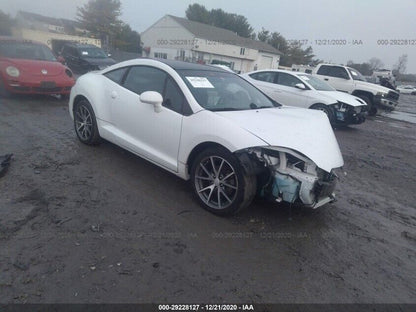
[310,104,335,124]
[73,100,101,145]
[358,95,377,116]
[190,147,256,216]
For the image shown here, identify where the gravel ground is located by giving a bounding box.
[0,93,415,306]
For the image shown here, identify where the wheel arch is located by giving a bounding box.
[352,90,374,102]
[309,102,330,109]
[186,141,231,176]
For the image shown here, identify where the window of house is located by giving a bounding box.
[154,52,167,59]
[240,48,245,55]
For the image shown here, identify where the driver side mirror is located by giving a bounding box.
[295,83,306,90]
[140,91,163,113]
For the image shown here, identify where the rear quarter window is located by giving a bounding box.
[103,67,128,84]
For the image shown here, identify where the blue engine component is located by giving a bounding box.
[272,173,300,203]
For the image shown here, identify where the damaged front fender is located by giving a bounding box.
[236,147,339,209]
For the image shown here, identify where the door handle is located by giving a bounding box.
[111,91,118,99]
[324,78,329,81]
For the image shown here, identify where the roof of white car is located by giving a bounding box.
[102,58,232,74]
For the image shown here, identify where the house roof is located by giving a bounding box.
[168,15,282,55]
[17,11,82,29]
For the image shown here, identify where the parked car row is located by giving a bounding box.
[241,69,367,126]
[1,37,402,216]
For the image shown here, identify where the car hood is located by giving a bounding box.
[2,58,66,76]
[317,90,366,107]
[81,57,116,66]
[216,107,344,172]
[354,80,397,94]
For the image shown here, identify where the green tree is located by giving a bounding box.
[77,0,122,46]
[114,23,142,53]
[185,4,210,24]
[0,10,14,36]
[186,3,254,38]
[257,28,270,42]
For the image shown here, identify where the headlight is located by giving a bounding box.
[65,69,73,78]
[6,66,20,77]
[377,92,388,98]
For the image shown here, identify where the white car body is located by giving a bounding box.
[69,59,344,215]
[241,69,367,125]
[313,63,400,113]
[396,85,416,95]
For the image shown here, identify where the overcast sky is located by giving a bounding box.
[1,0,415,73]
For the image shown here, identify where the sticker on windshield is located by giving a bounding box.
[186,77,214,88]
[82,51,89,55]
[351,71,358,76]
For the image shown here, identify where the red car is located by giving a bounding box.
[0,37,75,97]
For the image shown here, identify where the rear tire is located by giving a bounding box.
[190,147,256,216]
[73,100,101,145]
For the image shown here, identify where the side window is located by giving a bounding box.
[123,66,166,95]
[163,77,185,114]
[328,66,349,79]
[249,72,276,83]
[277,73,302,87]
[104,67,128,84]
[317,65,330,75]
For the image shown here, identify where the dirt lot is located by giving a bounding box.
[0,93,415,305]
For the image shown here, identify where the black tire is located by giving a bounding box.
[190,147,256,216]
[310,104,335,124]
[73,99,101,145]
[358,95,377,116]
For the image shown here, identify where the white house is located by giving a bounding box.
[141,15,282,73]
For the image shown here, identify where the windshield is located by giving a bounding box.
[297,74,335,91]
[348,68,366,81]
[78,47,108,59]
[0,41,57,61]
[179,70,279,111]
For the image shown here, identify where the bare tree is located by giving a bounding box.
[368,57,384,71]
[394,54,408,74]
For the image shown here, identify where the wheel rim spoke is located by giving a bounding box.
[217,188,221,209]
[220,189,232,204]
[222,182,237,190]
[194,155,238,210]
[221,172,235,181]
[195,175,213,181]
[200,163,211,177]
[75,104,93,140]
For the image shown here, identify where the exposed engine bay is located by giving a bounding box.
[237,147,338,208]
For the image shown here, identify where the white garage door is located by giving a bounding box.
[260,55,273,69]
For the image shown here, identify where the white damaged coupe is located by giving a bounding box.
[69,59,344,215]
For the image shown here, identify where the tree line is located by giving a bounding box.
[186,3,318,67]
